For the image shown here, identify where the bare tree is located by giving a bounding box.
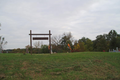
[0,36,7,53]
[52,35,62,46]
[0,24,7,53]
[33,41,43,48]
[25,45,30,53]
[61,32,74,46]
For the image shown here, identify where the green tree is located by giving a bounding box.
[79,37,93,51]
[85,38,93,51]
[116,36,120,48]
[108,30,117,40]
[108,30,119,49]
[60,32,73,52]
[93,30,120,52]
[93,35,109,51]
[41,45,49,53]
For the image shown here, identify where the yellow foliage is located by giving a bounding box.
[73,43,80,52]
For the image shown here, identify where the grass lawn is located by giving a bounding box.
[0,52,120,80]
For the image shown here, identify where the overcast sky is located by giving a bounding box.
[0,0,120,49]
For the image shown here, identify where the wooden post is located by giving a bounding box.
[49,30,51,54]
[30,30,32,55]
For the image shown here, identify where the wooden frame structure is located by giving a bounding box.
[29,30,52,54]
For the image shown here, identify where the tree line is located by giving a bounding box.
[4,45,49,53]
[52,29,120,52]
[4,29,120,53]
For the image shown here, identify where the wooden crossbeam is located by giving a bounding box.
[29,34,51,35]
[33,37,48,40]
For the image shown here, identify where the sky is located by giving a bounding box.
[0,0,120,49]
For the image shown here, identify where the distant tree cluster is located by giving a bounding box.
[52,30,120,52]
[4,44,49,54]
[93,30,120,51]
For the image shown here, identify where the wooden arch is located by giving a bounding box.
[29,30,52,54]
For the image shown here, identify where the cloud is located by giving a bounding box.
[0,0,120,49]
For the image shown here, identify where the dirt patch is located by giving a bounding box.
[94,59,102,63]
[0,74,6,79]
[50,72,62,75]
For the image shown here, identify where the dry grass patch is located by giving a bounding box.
[82,63,119,79]
[94,59,102,63]
[21,61,29,70]
[26,70,42,78]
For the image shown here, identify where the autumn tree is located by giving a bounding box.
[73,43,80,52]
[78,41,85,52]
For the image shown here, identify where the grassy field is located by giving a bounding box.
[0,52,120,80]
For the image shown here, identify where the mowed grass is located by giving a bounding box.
[0,52,120,80]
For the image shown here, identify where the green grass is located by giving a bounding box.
[0,52,120,80]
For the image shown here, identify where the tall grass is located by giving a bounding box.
[0,52,120,80]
